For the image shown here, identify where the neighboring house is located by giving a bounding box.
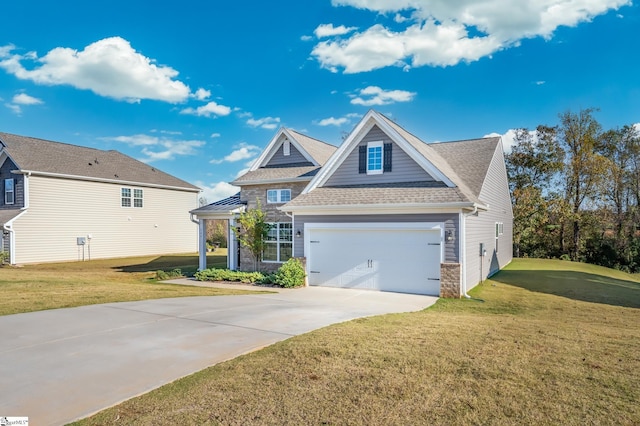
[191,110,513,297]
[0,132,200,265]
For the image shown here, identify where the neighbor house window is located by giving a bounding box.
[367,141,383,174]
[495,222,504,253]
[263,222,292,262]
[267,189,291,204]
[122,187,143,208]
[4,179,14,205]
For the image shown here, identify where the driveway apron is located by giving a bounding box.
[0,287,437,425]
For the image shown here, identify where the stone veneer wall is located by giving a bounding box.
[440,263,461,298]
[238,181,309,272]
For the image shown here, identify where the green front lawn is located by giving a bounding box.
[0,250,269,316]
[74,258,640,425]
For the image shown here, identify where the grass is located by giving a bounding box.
[73,258,640,425]
[0,249,269,316]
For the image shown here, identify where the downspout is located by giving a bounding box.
[3,172,31,265]
[460,205,478,299]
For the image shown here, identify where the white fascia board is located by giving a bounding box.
[251,128,318,171]
[280,201,486,215]
[15,170,201,193]
[303,111,380,194]
[231,176,314,186]
[191,209,245,220]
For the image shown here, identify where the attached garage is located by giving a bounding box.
[304,223,443,295]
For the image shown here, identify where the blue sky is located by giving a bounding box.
[1,0,638,202]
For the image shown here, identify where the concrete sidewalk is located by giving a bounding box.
[0,286,437,425]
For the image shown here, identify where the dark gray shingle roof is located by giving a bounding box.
[0,132,199,191]
[190,192,246,214]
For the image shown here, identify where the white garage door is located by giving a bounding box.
[306,224,442,295]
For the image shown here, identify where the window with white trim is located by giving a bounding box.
[122,187,143,208]
[266,189,291,204]
[283,140,291,156]
[495,222,504,253]
[367,141,383,174]
[4,179,14,205]
[263,222,292,263]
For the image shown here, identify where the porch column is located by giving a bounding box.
[228,217,237,270]
[198,218,207,271]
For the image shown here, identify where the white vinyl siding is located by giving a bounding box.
[12,175,198,264]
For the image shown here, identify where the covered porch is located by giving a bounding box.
[189,193,246,271]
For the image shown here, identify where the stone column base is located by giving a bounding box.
[440,263,461,298]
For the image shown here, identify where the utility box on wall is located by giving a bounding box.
[77,237,86,246]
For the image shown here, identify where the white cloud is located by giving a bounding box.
[314,23,358,38]
[12,93,43,105]
[195,181,240,203]
[210,132,221,138]
[247,116,281,130]
[193,88,211,100]
[301,35,314,42]
[317,116,350,126]
[180,101,232,117]
[210,143,261,164]
[105,134,205,162]
[485,128,537,153]
[313,0,630,73]
[350,85,416,106]
[0,37,192,102]
[535,80,546,85]
[5,103,22,115]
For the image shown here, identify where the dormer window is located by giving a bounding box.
[267,189,291,204]
[283,140,291,156]
[4,179,14,205]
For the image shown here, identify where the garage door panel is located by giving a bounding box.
[306,226,442,296]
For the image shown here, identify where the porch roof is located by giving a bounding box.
[190,192,246,217]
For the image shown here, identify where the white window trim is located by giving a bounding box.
[495,222,504,253]
[4,178,14,205]
[262,222,293,263]
[366,141,384,175]
[122,187,143,208]
[266,188,292,204]
[283,140,291,156]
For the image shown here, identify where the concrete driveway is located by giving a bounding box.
[0,285,437,425]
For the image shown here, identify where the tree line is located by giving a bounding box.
[506,108,640,272]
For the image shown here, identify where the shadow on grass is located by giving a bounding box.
[491,269,640,309]
[116,253,227,275]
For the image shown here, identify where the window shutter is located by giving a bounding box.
[358,145,366,174]
[383,143,392,172]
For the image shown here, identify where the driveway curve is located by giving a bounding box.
[0,285,437,425]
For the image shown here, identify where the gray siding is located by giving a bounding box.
[325,126,434,186]
[293,213,459,262]
[465,144,513,289]
[265,139,311,167]
[0,157,24,209]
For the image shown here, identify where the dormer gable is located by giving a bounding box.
[249,128,336,171]
[304,110,455,194]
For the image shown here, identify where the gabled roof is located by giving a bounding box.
[282,110,502,211]
[0,132,200,192]
[233,127,337,185]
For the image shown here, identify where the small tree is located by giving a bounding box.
[233,199,271,271]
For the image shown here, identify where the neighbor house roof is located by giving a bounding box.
[0,132,200,191]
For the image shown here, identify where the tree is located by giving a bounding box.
[233,200,271,271]
[557,108,607,260]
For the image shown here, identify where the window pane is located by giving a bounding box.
[267,190,277,203]
[122,188,131,197]
[5,179,13,191]
[265,225,278,242]
[134,198,143,208]
[368,146,382,171]
[263,244,277,261]
[122,198,131,207]
[280,243,292,262]
[279,223,292,241]
[281,189,291,202]
[134,189,143,198]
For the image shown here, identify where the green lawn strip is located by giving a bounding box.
[0,251,270,316]
[74,258,640,425]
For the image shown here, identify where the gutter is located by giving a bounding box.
[3,210,27,265]
[280,201,488,215]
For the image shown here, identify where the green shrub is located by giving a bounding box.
[0,251,9,264]
[194,268,265,284]
[273,258,306,288]
[155,269,183,280]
